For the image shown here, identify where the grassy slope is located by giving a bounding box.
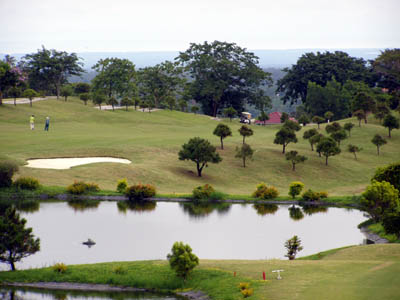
[0,97,399,195]
[1,245,399,300]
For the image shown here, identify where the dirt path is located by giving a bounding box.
[3,96,57,104]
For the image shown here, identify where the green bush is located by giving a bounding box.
[112,265,126,275]
[52,263,68,273]
[66,181,100,195]
[167,241,199,279]
[288,181,305,199]
[241,288,253,298]
[252,182,279,199]
[372,162,400,191]
[192,184,215,200]
[125,183,156,201]
[0,160,19,188]
[301,189,328,202]
[116,178,128,193]
[13,177,40,190]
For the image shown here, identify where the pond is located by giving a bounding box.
[0,286,180,300]
[5,201,368,270]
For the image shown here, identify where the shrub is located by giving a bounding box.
[288,181,304,199]
[192,184,215,200]
[252,183,279,199]
[372,162,400,191]
[301,189,328,202]
[53,263,68,273]
[116,178,128,193]
[0,160,19,188]
[241,288,254,298]
[13,177,40,190]
[239,282,250,290]
[112,265,126,274]
[66,181,99,195]
[167,241,199,279]
[125,183,156,201]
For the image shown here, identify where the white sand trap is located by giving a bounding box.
[26,157,131,169]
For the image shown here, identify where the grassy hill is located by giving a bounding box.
[1,244,399,300]
[0,97,399,195]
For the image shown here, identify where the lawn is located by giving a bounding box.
[1,244,399,300]
[0,97,399,195]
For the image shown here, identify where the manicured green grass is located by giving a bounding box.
[1,245,400,300]
[1,97,399,195]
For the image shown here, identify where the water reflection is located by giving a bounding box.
[179,202,231,219]
[288,205,304,221]
[0,287,179,300]
[117,201,157,214]
[0,199,40,214]
[67,199,100,212]
[301,204,328,215]
[253,203,278,216]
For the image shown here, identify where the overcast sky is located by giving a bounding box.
[1,0,399,54]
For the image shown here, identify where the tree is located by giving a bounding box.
[382,213,400,239]
[92,93,105,110]
[310,133,324,157]
[280,112,289,123]
[361,180,399,222]
[191,105,199,114]
[138,61,184,108]
[0,207,40,271]
[0,60,20,105]
[372,162,400,191]
[371,134,387,155]
[274,127,297,154]
[316,137,341,165]
[374,103,390,124]
[213,124,232,150]
[7,86,21,106]
[353,110,366,127]
[235,143,254,168]
[298,114,310,126]
[373,49,400,92]
[303,128,318,151]
[60,85,73,101]
[324,111,334,122]
[312,116,325,130]
[343,122,355,137]
[74,82,91,94]
[347,144,362,160]
[351,92,376,124]
[79,92,90,105]
[223,107,237,122]
[107,96,118,111]
[283,120,301,132]
[325,122,342,134]
[165,95,176,110]
[92,58,136,99]
[288,182,305,199]
[178,99,187,112]
[22,46,84,99]
[178,137,222,177]
[22,89,39,107]
[383,114,400,138]
[0,160,19,188]
[133,97,140,110]
[167,241,199,280]
[238,125,254,144]
[177,41,272,116]
[330,129,347,146]
[276,51,374,105]
[257,110,269,125]
[284,235,303,260]
[285,151,307,171]
[121,96,134,111]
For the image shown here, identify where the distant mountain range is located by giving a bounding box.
[1,48,382,69]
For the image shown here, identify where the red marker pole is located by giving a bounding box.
[234,272,236,277]
[263,271,266,280]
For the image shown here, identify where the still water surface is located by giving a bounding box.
[0,287,179,300]
[12,201,367,270]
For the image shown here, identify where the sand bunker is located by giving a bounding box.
[26,157,131,169]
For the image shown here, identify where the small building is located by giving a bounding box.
[254,112,296,125]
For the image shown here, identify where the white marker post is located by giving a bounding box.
[272,269,284,280]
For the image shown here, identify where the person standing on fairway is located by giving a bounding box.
[44,116,50,131]
[30,115,35,130]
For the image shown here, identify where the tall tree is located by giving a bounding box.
[303,128,318,151]
[0,60,20,105]
[277,51,375,105]
[312,115,325,129]
[373,49,400,92]
[257,110,269,125]
[138,60,184,108]
[347,144,362,160]
[274,127,297,154]
[330,129,347,146]
[353,110,366,127]
[60,85,73,101]
[371,134,387,155]
[120,96,134,111]
[213,124,232,150]
[0,207,40,271]
[23,46,84,99]
[238,125,254,144]
[177,41,272,116]
[92,58,136,99]
[285,151,307,171]
[235,143,254,168]
[178,137,222,177]
[351,92,376,124]
[383,114,400,138]
[22,89,39,107]
[343,122,355,137]
[316,137,341,165]
[223,107,237,122]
